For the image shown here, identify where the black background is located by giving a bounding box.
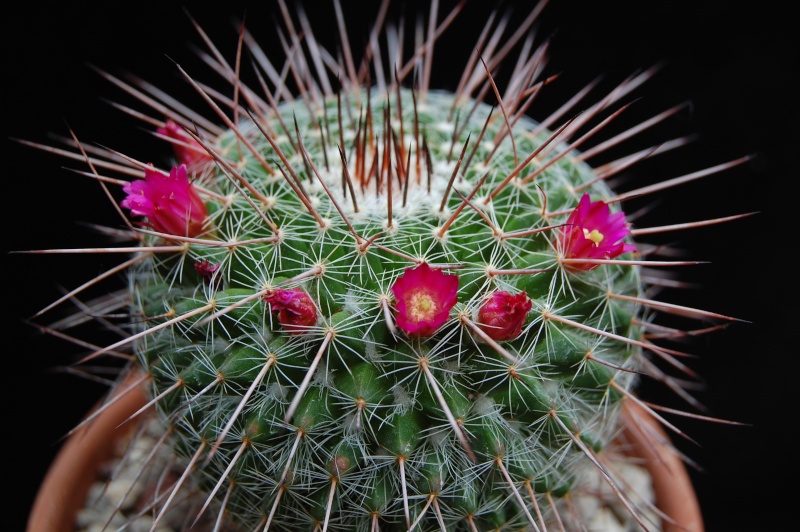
[3,1,796,530]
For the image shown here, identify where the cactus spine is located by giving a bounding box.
[23,1,750,530]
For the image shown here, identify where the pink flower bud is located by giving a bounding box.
[157,119,213,170]
[264,289,318,334]
[391,263,458,337]
[194,260,220,284]
[558,193,637,272]
[477,291,532,341]
[121,164,209,238]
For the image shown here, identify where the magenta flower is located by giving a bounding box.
[264,288,318,334]
[558,193,637,272]
[391,263,459,337]
[157,119,213,169]
[121,164,209,238]
[477,291,532,341]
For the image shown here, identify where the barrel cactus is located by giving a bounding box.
[22,1,751,530]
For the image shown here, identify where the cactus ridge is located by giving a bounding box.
[21,1,750,531]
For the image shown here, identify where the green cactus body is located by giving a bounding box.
[132,85,642,529]
[21,1,750,531]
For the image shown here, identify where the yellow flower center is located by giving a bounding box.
[408,291,437,322]
[583,228,604,246]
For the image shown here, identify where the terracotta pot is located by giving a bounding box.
[620,401,704,532]
[27,373,149,532]
[27,378,703,532]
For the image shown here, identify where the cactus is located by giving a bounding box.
[18,1,753,531]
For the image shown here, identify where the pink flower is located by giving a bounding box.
[264,289,318,334]
[121,164,209,238]
[391,263,459,337]
[477,291,532,341]
[558,193,637,272]
[157,119,213,169]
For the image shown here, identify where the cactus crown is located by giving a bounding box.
[22,1,750,530]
